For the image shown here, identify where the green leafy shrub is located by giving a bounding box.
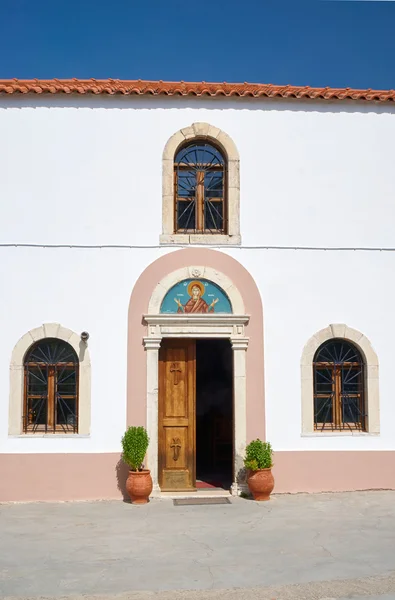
[240,491,251,500]
[121,426,149,471]
[244,439,273,471]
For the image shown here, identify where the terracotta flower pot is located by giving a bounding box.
[126,469,153,504]
[247,468,274,501]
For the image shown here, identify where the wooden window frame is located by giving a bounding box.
[24,359,79,434]
[174,143,227,235]
[314,360,366,432]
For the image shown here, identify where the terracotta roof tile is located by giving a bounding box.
[0,78,395,102]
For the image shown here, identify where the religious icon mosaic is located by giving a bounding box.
[160,278,232,314]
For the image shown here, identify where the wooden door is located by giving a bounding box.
[158,339,196,491]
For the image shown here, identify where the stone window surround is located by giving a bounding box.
[301,324,380,435]
[143,265,249,495]
[160,122,241,246]
[9,323,91,436]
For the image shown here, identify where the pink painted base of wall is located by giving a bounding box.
[273,451,395,494]
[0,453,126,502]
[1,452,394,502]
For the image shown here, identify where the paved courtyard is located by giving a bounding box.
[1,491,395,600]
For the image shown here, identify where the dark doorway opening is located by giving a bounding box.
[196,339,233,490]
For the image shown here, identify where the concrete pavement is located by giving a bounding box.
[1,491,395,599]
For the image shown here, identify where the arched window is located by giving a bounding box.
[313,339,365,431]
[161,123,240,245]
[23,338,79,433]
[174,141,226,234]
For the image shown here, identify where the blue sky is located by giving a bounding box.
[0,0,394,89]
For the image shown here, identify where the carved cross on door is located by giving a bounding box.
[170,438,181,461]
[170,362,182,385]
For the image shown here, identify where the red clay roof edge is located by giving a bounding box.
[0,78,394,102]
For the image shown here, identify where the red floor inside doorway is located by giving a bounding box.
[196,478,229,490]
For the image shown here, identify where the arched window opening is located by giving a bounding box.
[23,338,79,433]
[313,339,365,432]
[174,141,226,234]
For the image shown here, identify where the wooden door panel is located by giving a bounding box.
[159,339,196,491]
[163,347,188,418]
[165,427,188,469]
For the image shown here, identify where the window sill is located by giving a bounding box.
[9,434,90,439]
[160,234,241,246]
[301,431,379,437]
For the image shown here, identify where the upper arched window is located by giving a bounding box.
[23,338,79,433]
[313,339,365,432]
[161,123,240,245]
[174,141,226,234]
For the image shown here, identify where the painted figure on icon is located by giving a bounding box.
[174,280,219,313]
[160,277,231,314]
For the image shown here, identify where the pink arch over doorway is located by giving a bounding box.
[127,248,265,443]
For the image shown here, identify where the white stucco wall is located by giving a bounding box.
[1,94,395,454]
[1,95,395,248]
[0,246,394,453]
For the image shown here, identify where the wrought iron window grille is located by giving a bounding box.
[174,141,226,234]
[23,339,79,434]
[313,340,366,432]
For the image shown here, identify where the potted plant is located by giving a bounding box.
[244,439,274,501]
[121,426,153,504]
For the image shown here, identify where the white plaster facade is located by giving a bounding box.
[1,92,395,465]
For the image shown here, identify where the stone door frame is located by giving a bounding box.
[143,265,250,495]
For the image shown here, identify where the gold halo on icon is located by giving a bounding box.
[187,280,205,297]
